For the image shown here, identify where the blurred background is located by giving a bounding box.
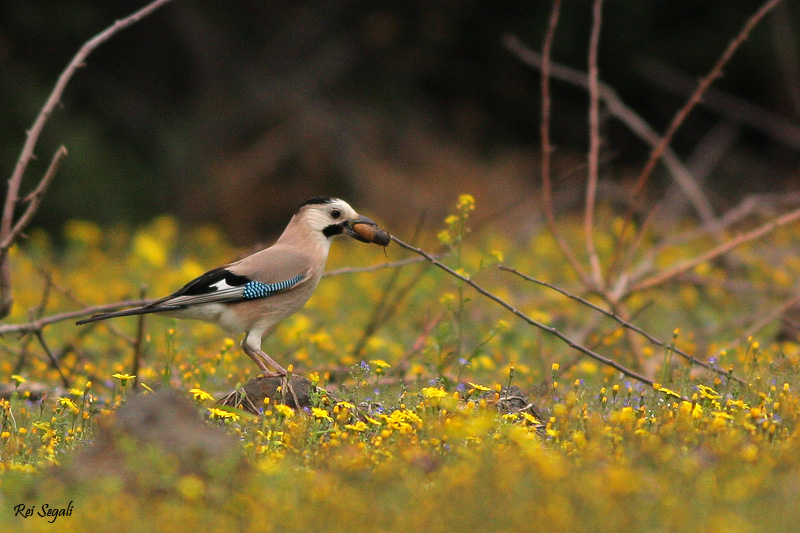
[1,0,799,244]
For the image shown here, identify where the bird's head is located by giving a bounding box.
[295,197,390,246]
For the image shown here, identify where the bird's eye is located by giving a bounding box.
[330,209,342,219]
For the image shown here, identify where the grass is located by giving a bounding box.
[3,199,800,531]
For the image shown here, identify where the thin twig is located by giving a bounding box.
[34,331,70,389]
[323,255,442,277]
[1,146,68,251]
[0,0,175,320]
[499,265,745,385]
[729,291,800,353]
[537,0,592,288]
[0,299,153,336]
[630,0,783,199]
[504,35,716,226]
[631,203,800,293]
[585,0,605,286]
[131,286,148,390]
[390,235,658,389]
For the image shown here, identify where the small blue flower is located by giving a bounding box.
[458,358,471,366]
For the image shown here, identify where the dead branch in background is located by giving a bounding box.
[629,0,784,202]
[584,0,605,287]
[637,57,800,153]
[0,0,176,320]
[503,36,717,228]
[630,203,800,293]
[537,0,592,288]
[499,265,746,385]
[390,235,660,390]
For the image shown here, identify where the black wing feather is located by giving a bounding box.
[75,267,251,326]
[164,267,250,298]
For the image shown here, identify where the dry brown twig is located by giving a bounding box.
[584,0,604,287]
[499,265,746,385]
[630,0,784,201]
[390,235,661,390]
[537,0,592,289]
[0,0,176,320]
[503,36,718,231]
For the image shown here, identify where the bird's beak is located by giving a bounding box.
[344,215,391,246]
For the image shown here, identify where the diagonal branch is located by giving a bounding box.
[630,203,800,293]
[0,0,176,320]
[1,146,67,251]
[499,265,744,385]
[630,0,783,199]
[504,35,716,226]
[390,235,659,389]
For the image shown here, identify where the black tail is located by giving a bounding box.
[75,305,179,326]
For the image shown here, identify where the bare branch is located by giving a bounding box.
[0,299,153,336]
[1,146,67,251]
[585,0,604,286]
[390,235,659,390]
[323,255,440,277]
[499,265,745,385]
[34,330,70,389]
[630,0,784,199]
[631,204,800,293]
[504,35,716,226]
[536,0,592,288]
[0,0,176,320]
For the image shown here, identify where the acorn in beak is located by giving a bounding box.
[345,215,390,246]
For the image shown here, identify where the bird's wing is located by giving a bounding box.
[228,243,317,287]
[76,246,315,326]
[149,259,310,309]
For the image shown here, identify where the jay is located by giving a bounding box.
[77,197,390,377]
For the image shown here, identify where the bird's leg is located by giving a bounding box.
[241,338,283,377]
[241,335,300,407]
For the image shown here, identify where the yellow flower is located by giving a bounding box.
[274,404,295,419]
[370,359,390,369]
[521,412,541,425]
[207,407,240,421]
[312,407,333,422]
[58,398,79,414]
[177,475,205,501]
[653,384,682,399]
[345,421,368,432]
[11,375,26,385]
[132,232,168,267]
[421,387,447,399]
[467,382,492,392]
[112,373,136,387]
[189,388,215,402]
[457,194,476,212]
[696,384,721,400]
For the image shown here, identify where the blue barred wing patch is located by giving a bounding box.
[242,274,305,299]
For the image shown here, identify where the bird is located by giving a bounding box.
[77,197,390,377]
